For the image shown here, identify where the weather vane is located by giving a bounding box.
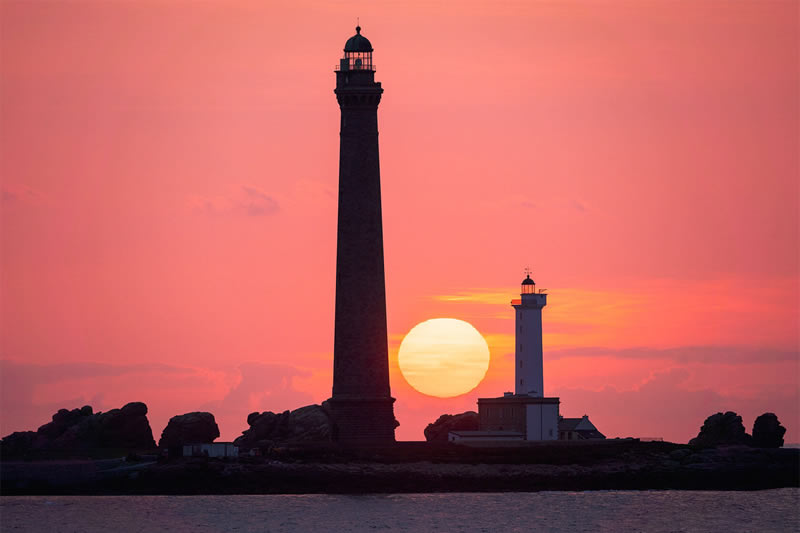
[524,266,532,278]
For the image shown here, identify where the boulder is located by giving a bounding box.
[424,411,479,443]
[0,431,37,456]
[234,404,334,449]
[121,402,147,417]
[37,406,92,440]
[158,412,220,448]
[689,411,752,448]
[752,413,786,448]
[287,404,335,440]
[0,402,156,454]
[56,402,156,449]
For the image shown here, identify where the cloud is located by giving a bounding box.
[571,199,588,212]
[391,359,799,443]
[238,186,279,216]
[434,290,512,305]
[546,345,799,364]
[190,185,279,217]
[198,362,315,440]
[430,277,798,349]
[0,360,187,385]
[1,184,41,205]
[203,362,313,415]
[0,359,203,437]
[553,368,799,443]
[0,359,320,441]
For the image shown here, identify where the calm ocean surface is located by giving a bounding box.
[2,489,798,532]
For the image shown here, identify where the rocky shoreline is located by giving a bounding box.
[2,441,797,495]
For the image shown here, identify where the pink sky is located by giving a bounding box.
[1,0,798,444]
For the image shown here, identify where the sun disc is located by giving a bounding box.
[398,318,490,398]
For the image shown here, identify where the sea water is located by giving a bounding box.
[2,489,798,532]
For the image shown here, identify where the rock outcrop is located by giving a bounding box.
[158,412,220,448]
[424,411,479,442]
[0,431,38,457]
[234,403,334,449]
[1,402,156,455]
[752,413,786,448]
[689,411,752,448]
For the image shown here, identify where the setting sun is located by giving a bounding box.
[398,318,490,398]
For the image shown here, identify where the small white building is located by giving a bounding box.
[182,442,239,458]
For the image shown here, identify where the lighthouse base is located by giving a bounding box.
[327,396,397,443]
[478,395,560,441]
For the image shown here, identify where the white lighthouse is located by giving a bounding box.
[513,273,547,396]
[467,273,559,442]
[450,274,607,445]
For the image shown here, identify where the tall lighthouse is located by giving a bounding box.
[513,273,547,396]
[328,27,396,442]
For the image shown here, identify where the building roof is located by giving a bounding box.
[558,416,606,439]
[577,429,606,439]
[559,418,583,431]
[479,395,560,405]
[344,26,373,52]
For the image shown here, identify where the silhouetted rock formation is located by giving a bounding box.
[424,412,479,442]
[0,431,37,456]
[1,403,156,455]
[752,413,786,448]
[234,403,334,449]
[689,411,752,448]
[158,412,220,448]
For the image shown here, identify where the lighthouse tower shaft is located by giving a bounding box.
[329,28,395,442]
[513,291,547,396]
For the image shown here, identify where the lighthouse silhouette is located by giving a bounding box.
[328,26,397,442]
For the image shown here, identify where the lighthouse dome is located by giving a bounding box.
[344,26,373,52]
[521,275,535,285]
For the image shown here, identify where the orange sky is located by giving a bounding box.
[1,0,798,444]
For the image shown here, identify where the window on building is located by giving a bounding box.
[520,379,523,385]
[519,360,523,368]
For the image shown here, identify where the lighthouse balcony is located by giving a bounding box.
[335,63,376,72]
[336,52,375,72]
[512,293,547,308]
